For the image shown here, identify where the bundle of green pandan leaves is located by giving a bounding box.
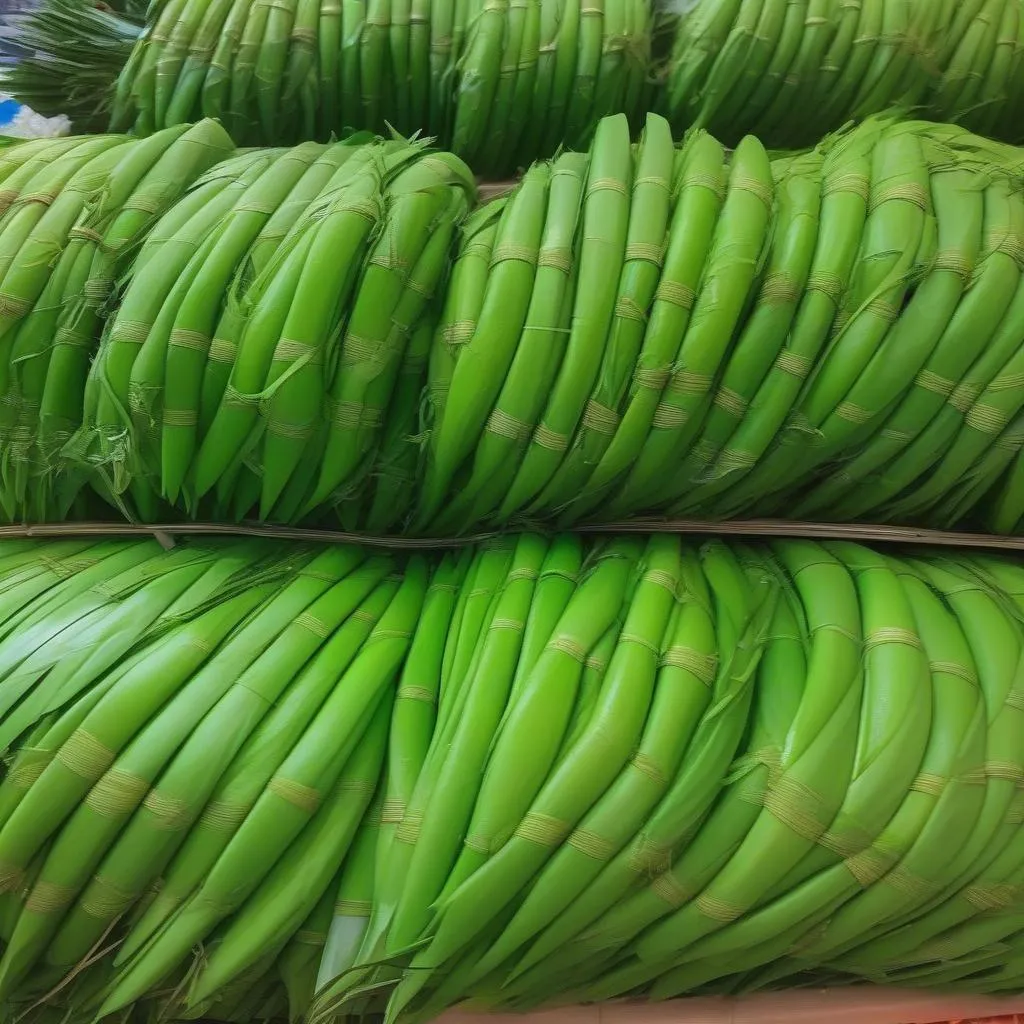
[0,532,1021,1022]
[2,116,1024,535]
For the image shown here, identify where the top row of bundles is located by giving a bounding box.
[102,0,1024,174]
[5,112,1024,536]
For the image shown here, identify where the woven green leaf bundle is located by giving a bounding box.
[0,123,236,522]
[413,112,1024,537]
[658,0,1024,148]
[0,533,1021,1023]
[4,115,1024,535]
[10,0,1023,170]
[105,0,654,173]
[68,138,476,528]
[0,129,478,525]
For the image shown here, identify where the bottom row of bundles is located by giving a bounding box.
[0,531,1021,1023]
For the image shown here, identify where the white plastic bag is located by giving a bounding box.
[0,92,70,138]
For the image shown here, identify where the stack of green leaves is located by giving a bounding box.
[62,136,475,530]
[0,123,235,525]
[658,0,1024,148]
[0,533,1023,1023]
[108,0,651,174]
[414,111,1024,536]
[317,533,1024,1021]
[6,115,1024,536]
[0,534,425,1024]
[926,0,1024,141]
[13,0,1024,165]
[447,0,651,175]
